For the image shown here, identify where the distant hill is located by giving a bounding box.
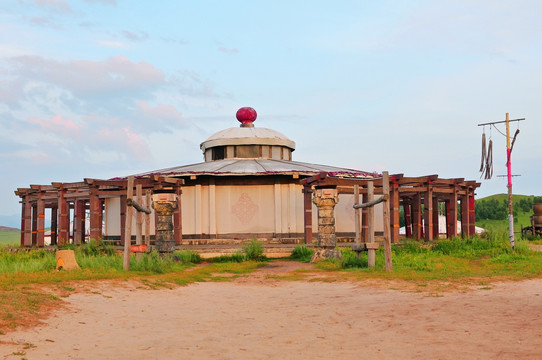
[475,193,542,232]
[0,214,20,228]
[0,226,19,232]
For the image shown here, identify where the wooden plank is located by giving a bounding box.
[89,186,101,241]
[412,194,422,239]
[123,177,134,271]
[382,171,393,272]
[120,195,126,246]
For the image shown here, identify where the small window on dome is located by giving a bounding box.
[212,146,225,160]
[235,145,260,158]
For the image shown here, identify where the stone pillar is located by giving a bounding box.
[152,193,177,253]
[311,187,341,262]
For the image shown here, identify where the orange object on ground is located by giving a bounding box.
[55,250,80,270]
[130,244,148,253]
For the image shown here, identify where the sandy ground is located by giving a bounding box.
[1,262,542,360]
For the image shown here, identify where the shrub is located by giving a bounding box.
[130,250,175,273]
[290,245,314,262]
[207,253,246,263]
[242,239,265,260]
[175,250,202,264]
[339,247,367,268]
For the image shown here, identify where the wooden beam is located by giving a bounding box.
[50,206,58,245]
[89,186,101,241]
[174,185,183,246]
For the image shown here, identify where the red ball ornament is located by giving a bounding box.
[236,107,257,125]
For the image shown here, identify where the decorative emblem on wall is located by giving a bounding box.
[231,193,259,224]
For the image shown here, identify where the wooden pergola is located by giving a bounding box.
[301,173,481,244]
[14,176,183,247]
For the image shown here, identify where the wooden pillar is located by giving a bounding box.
[80,202,86,244]
[432,197,440,239]
[36,191,45,247]
[469,192,476,236]
[423,183,433,241]
[23,198,32,247]
[73,200,84,245]
[361,190,369,242]
[367,182,375,244]
[460,194,470,237]
[20,199,25,247]
[89,186,101,241]
[412,194,422,239]
[390,180,400,243]
[58,187,69,245]
[382,172,393,271]
[354,185,361,244]
[302,185,313,244]
[50,206,58,245]
[447,190,458,238]
[403,198,412,238]
[145,190,151,246]
[120,195,126,246]
[98,200,104,238]
[135,184,143,247]
[123,177,134,271]
[174,184,183,246]
[31,203,37,245]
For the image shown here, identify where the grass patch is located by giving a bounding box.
[290,245,314,263]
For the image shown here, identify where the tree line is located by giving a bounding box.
[475,196,542,221]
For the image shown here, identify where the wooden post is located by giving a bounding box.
[423,182,433,241]
[361,190,369,242]
[354,185,361,244]
[120,195,126,246]
[367,181,375,244]
[390,180,400,243]
[460,195,470,237]
[366,181,376,268]
[31,204,37,246]
[50,206,58,245]
[73,200,84,245]
[145,190,151,246]
[123,177,134,271]
[432,197,440,239]
[58,187,69,245]
[135,184,143,260]
[403,198,412,238]
[37,191,45,247]
[302,185,313,244]
[469,193,476,236]
[20,199,26,247]
[412,194,422,239]
[23,198,32,247]
[89,186,101,242]
[382,171,393,271]
[135,184,143,245]
[174,183,182,246]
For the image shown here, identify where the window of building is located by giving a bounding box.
[212,146,225,160]
[235,145,260,158]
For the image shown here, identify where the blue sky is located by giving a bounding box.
[1,0,541,226]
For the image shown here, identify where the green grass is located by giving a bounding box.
[0,229,19,247]
[314,232,542,281]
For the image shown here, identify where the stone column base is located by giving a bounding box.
[310,248,343,263]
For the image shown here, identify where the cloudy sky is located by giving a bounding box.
[1,0,541,225]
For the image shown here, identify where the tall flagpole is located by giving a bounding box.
[505,113,514,250]
[477,114,525,250]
